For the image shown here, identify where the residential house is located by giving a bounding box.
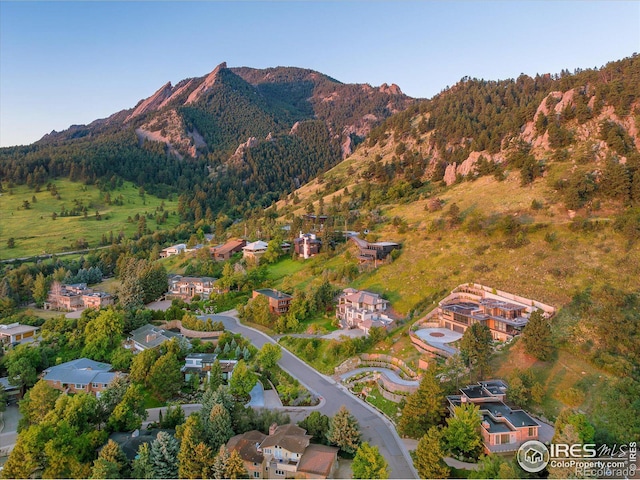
[44,282,113,311]
[335,288,394,334]
[82,291,115,309]
[253,289,293,315]
[349,236,400,266]
[129,324,182,351]
[42,358,121,397]
[159,243,187,258]
[181,353,237,382]
[0,323,39,346]
[447,380,540,454]
[434,284,556,341]
[243,240,269,262]
[227,423,338,479]
[166,275,217,301]
[0,376,21,403]
[294,233,321,259]
[211,238,247,261]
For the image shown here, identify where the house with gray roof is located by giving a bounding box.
[129,324,182,351]
[42,358,121,397]
[447,380,543,454]
[336,288,394,334]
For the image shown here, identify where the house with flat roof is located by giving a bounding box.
[349,236,400,266]
[211,238,246,261]
[227,423,338,479]
[253,289,293,315]
[434,284,556,341]
[0,323,39,346]
[181,353,237,382]
[42,358,121,397]
[447,380,541,454]
[243,240,269,262]
[129,324,182,351]
[335,288,394,334]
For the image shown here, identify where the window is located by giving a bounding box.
[528,427,536,437]
[75,384,85,389]
[253,472,260,478]
[499,434,511,444]
[275,470,284,476]
[92,383,99,388]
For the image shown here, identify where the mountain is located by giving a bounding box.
[0,63,414,219]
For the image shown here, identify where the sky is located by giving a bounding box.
[1,1,639,147]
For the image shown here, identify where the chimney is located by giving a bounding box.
[269,423,278,436]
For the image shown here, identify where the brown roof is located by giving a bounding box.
[297,444,338,477]
[227,431,266,464]
[260,424,311,454]
[213,239,246,256]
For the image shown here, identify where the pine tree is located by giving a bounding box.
[147,353,183,401]
[91,458,120,479]
[352,442,389,479]
[150,431,180,479]
[459,323,493,380]
[96,439,129,478]
[521,309,554,361]
[206,403,234,451]
[212,445,229,479]
[326,405,361,454]
[398,368,445,438]
[132,443,154,479]
[178,415,213,479]
[225,450,248,479]
[414,427,450,479]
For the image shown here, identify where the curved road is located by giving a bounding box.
[203,311,417,479]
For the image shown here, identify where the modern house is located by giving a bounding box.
[294,233,321,259]
[211,238,246,261]
[181,353,237,382]
[44,282,113,311]
[447,380,540,454]
[253,289,293,315]
[166,275,217,301]
[42,358,120,397]
[227,423,339,479]
[433,283,556,341]
[349,236,400,265]
[129,324,183,351]
[159,243,187,258]
[243,240,269,262]
[335,288,394,334]
[0,323,39,346]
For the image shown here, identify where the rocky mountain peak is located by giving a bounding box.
[185,62,228,105]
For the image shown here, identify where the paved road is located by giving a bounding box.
[0,406,20,454]
[340,367,419,387]
[203,311,418,479]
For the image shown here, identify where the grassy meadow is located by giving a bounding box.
[0,179,180,259]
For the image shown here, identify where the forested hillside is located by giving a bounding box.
[0,63,413,221]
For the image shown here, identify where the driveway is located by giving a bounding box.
[0,405,20,455]
[201,311,417,479]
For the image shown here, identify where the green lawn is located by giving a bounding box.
[266,258,306,282]
[365,386,403,422]
[0,179,180,259]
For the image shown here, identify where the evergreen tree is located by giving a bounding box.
[212,445,230,480]
[91,458,120,479]
[129,348,159,384]
[459,323,493,379]
[298,411,330,445]
[414,427,450,479]
[208,360,224,391]
[398,368,445,438]
[96,439,129,478]
[351,442,389,479]
[178,415,211,479]
[521,310,554,361]
[132,443,154,479]
[108,384,147,432]
[32,272,50,307]
[326,405,361,454]
[150,431,180,479]
[225,450,249,479]
[206,403,234,451]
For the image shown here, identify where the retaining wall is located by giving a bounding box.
[161,320,223,340]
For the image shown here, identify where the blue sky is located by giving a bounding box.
[1,1,638,147]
